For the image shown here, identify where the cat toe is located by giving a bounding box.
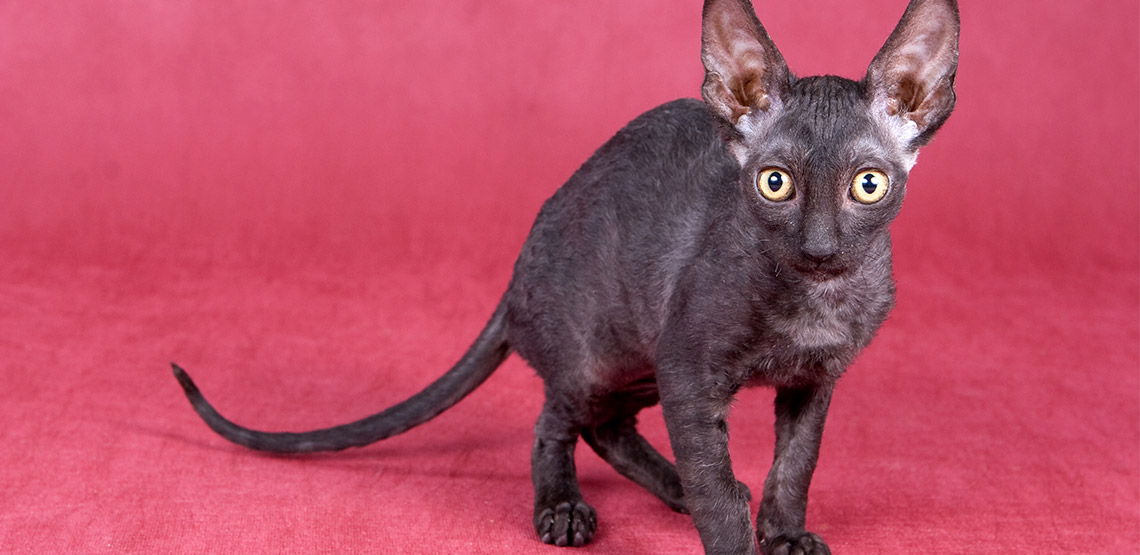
[535,501,597,547]
[760,531,830,555]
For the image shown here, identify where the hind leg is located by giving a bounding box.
[531,401,597,547]
[582,415,689,513]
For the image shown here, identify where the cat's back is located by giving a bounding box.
[511,98,738,287]
[505,99,741,369]
[602,98,733,187]
[518,97,738,259]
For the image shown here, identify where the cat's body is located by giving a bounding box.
[507,96,894,395]
[174,1,959,553]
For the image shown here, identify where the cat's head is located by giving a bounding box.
[700,0,958,280]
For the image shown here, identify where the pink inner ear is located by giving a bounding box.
[868,0,959,130]
[701,0,786,121]
[704,73,753,121]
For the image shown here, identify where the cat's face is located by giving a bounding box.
[701,0,959,280]
[733,76,911,280]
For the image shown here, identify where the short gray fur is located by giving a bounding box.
[173,1,959,553]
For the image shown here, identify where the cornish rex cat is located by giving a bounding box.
[173,0,959,553]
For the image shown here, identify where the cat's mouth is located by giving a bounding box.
[792,262,849,281]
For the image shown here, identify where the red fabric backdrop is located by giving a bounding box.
[1,1,1136,553]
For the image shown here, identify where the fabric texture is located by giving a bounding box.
[1,1,1137,553]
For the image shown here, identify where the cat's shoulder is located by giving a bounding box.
[629,98,722,133]
[604,98,735,169]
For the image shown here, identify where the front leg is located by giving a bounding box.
[757,384,835,555]
[658,366,756,555]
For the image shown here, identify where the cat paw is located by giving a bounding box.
[759,532,830,555]
[535,501,597,547]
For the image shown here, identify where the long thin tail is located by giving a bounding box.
[172,303,512,453]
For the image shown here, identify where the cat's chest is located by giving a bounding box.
[772,282,861,350]
[775,300,857,348]
[748,276,890,385]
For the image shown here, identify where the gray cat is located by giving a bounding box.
[173,0,959,553]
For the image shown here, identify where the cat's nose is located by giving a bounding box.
[801,212,838,263]
[801,239,838,263]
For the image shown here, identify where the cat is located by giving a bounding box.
[172,0,959,553]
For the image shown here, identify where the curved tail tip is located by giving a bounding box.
[171,363,200,396]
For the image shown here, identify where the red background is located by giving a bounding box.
[2,1,1137,553]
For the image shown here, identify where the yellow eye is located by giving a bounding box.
[851,170,890,204]
[757,168,794,202]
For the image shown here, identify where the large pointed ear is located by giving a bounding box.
[701,0,791,125]
[865,0,960,147]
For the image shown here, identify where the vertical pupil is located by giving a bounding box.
[861,174,877,194]
[768,172,784,191]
